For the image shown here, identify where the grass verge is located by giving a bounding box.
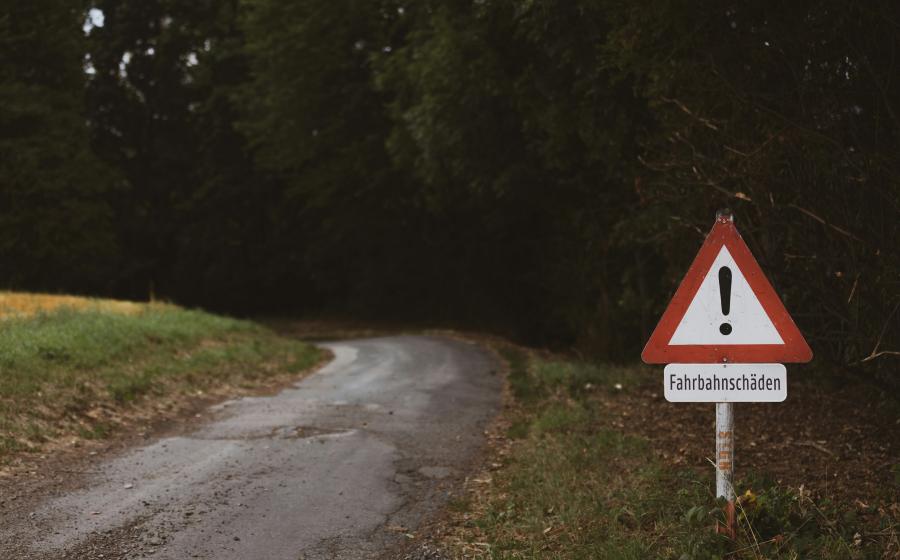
[448,348,898,559]
[0,300,323,460]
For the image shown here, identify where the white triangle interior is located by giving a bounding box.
[669,246,784,345]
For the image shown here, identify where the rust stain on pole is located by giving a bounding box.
[715,402,736,538]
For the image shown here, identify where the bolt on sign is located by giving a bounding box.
[641,210,812,537]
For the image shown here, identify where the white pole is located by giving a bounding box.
[714,209,736,532]
[716,402,736,537]
[715,402,734,499]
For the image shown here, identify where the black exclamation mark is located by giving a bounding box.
[719,266,732,335]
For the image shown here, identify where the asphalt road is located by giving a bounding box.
[0,335,501,559]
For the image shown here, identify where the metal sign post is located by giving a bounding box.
[715,402,735,537]
[641,210,812,540]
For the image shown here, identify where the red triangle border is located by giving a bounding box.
[641,216,812,364]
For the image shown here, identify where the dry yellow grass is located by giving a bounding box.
[0,291,145,319]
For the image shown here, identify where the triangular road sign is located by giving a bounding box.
[642,212,812,364]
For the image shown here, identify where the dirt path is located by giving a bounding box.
[0,335,501,559]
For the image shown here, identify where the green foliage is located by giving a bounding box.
[531,401,588,434]
[0,303,321,455]
[0,305,247,388]
[2,1,898,381]
[501,347,535,402]
[503,346,643,404]
[84,0,265,305]
[600,0,900,374]
[236,0,425,314]
[462,352,897,559]
[375,0,645,347]
[0,0,119,292]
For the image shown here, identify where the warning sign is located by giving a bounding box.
[663,363,787,402]
[642,213,812,364]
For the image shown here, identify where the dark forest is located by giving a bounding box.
[2,0,898,381]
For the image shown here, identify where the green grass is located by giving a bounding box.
[0,304,322,458]
[460,348,896,559]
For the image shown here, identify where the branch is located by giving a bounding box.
[787,204,865,243]
[860,350,900,363]
[858,302,900,363]
[659,96,720,131]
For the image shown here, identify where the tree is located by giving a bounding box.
[238,0,420,315]
[0,0,119,292]
[85,0,278,310]
[375,0,645,348]
[602,0,900,370]
[86,0,215,299]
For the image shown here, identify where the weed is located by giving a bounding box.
[454,352,897,559]
[76,422,111,440]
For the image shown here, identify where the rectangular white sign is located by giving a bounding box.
[664,363,786,402]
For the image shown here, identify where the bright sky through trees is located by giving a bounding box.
[83,8,104,34]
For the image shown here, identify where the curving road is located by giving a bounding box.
[0,335,501,559]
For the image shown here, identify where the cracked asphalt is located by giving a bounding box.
[0,335,501,559]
